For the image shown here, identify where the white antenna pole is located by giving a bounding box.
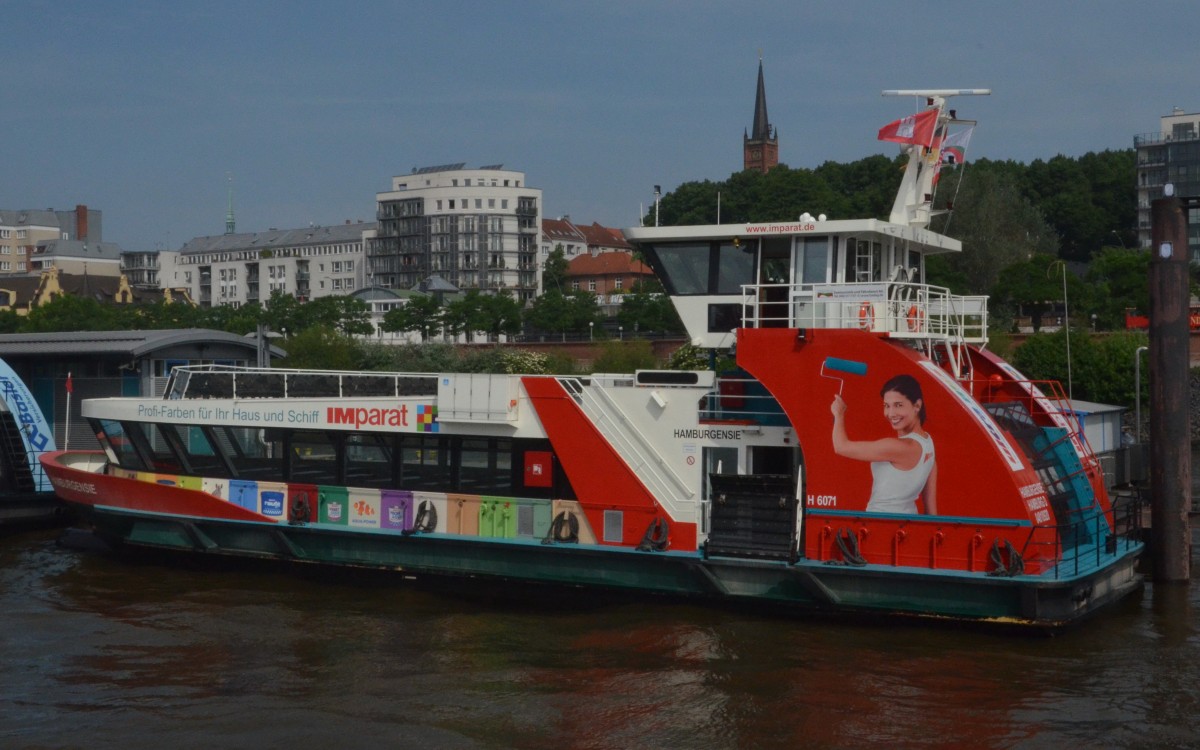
[64,372,72,451]
[717,191,721,224]
[654,185,662,227]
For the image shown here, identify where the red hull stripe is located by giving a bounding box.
[41,451,270,522]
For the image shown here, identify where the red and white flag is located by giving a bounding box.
[65,372,73,394]
[941,126,974,165]
[877,108,939,146]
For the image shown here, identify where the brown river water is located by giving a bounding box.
[1,525,1197,750]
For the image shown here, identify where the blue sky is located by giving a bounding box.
[4,1,1197,251]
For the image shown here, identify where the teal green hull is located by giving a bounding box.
[81,504,1144,630]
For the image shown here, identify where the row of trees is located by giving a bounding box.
[652,149,1146,332]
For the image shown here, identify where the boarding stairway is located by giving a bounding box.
[983,398,1125,576]
[0,382,39,494]
[556,375,695,518]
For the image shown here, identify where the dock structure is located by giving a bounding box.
[1149,190,1193,582]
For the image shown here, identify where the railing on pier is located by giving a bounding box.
[741,281,988,344]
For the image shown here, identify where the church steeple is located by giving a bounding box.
[743,57,779,174]
[225,173,236,235]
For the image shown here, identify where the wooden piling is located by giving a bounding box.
[1149,193,1192,582]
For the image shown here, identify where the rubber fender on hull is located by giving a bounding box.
[636,517,670,552]
[542,511,580,545]
[289,493,310,524]
[406,500,437,534]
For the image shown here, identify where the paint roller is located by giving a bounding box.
[820,357,867,394]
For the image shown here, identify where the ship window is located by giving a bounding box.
[647,243,710,295]
[169,425,230,476]
[345,433,395,488]
[800,237,829,284]
[400,434,452,491]
[143,423,186,474]
[290,430,341,485]
[715,241,755,294]
[207,425,278,479]
[457,437,514,494]
[93,418,146,471]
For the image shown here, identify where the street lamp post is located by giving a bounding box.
[589,321,593,342]
[619,325,624,341]
[1049,260,1072,400]
[1135,345,1148,442]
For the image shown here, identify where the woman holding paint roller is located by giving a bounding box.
[830,373,937,515]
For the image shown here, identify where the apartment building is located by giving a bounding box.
[0,205,116,276]
[368,164,542,301]
[160,222,374,307]
[1135,107,1200,260]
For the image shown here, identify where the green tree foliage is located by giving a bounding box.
[541,245,569,294]
[930,167,1059,295]
[23,296,121,332]
[1023,152,1136,261]
[992,255,1090,332]
[201,301,266,336]
[651,158,902,227]
[591,340,659,373]
[301,295,373,336]
[616,279,683,334]
[276,326,364,370]
[381,294,443,341]
[442,290,523,342]
[1013,329,1148,407]
[1085,246,1150,329]
[523,290,601,337]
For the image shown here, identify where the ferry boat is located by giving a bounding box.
[42,90,1143,628]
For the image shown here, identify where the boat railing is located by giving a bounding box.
[164,365,438,400]
[741,281,988,343]
[703,373,789,426]
[1024,488,1143,579]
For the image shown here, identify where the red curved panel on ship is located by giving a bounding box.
[736,328,1045,522]
[41,451,270,522]
[521,377,698,550]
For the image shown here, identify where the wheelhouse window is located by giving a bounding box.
[800,237,830,284]
[646,243,710,294]
[716,241,755,294]
[645,241,755,296]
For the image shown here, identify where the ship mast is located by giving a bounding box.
[882,89,990,229]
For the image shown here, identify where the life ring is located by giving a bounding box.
[906,305,925,332]
[857,302,874,331]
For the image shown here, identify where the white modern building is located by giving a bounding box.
[160,222,375,307]
[368,164,542,302]
[1136,107,1200,259]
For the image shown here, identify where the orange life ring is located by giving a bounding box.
[857,302,874,331]
[906,305,925,332]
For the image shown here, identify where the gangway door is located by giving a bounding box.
[705,473,797,562]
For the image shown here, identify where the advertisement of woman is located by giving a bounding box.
[830,374,937,515]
